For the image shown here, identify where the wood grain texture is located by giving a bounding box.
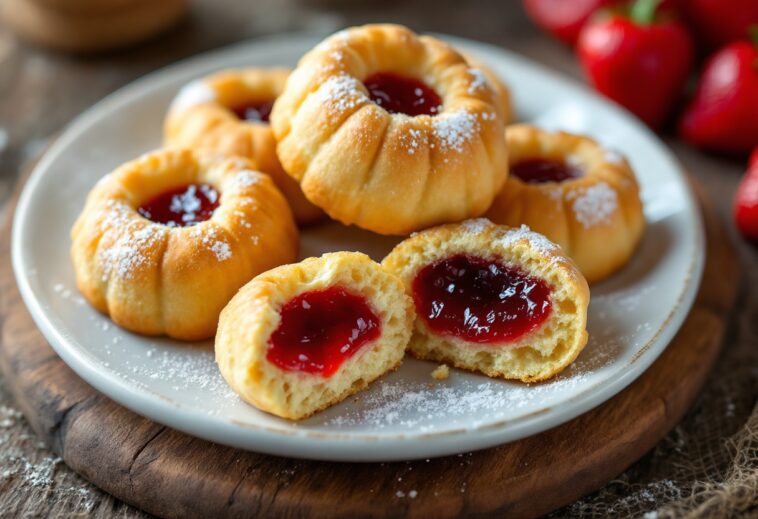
[0,174,738,518]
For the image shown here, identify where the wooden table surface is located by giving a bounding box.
[0,1,755,517]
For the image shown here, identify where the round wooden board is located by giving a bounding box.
[0,171,738,519]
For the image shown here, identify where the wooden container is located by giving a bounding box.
[0,0,188,53]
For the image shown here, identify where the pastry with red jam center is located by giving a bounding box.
[270,23,508,235]
[486,124,645,283]
[164,67,323,225]
[382,219,589,382]
[70,148,298,340]
[215,252,414,420]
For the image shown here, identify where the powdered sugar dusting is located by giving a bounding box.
[433,110,478,152]
[467,68,488,95]
[317,74,367,117]
[496,224,561,256]
[321,341,617,431]
[99,201,167,280]
[234,170,261,189]
[402,128,425,155]
[569,181,619,228]
[170,80,216,112]
[461,218,490,234]
[123,346,237,405]
[604,148,626,165]
[191,225,232,262]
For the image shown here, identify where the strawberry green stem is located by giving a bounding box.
[750,25,758,48]
[630,0,661,25]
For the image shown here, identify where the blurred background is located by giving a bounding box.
[0,0,756,517]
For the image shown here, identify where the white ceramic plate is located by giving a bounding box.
[12,33,704,462]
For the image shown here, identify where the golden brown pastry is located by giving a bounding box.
[216,252,414,420]
[71,148,298,340]
[382,219,589,383]
[463,54,515,124]
[270,24,508,235]
[486,124,645,283]
[164,68,324,225]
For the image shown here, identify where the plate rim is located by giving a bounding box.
[10,32,706,461]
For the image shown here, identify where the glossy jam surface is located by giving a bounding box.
[364,72,442,116]
[230,100,274,123]
[137,183,220,227]
[511,158,583,184]
[267,287,381,377]
[412,254,552,344]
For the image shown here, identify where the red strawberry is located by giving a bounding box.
[734,148,758,242]
[679,35,758,154]
[684,0,758,50]
[523,0,617,46]
[577,0,694,129]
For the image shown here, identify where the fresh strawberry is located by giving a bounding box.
[679,34,758,154]
[683,0,758,50]
[523,0,618,46]
[577,0,694,129]
[734,148,758,242]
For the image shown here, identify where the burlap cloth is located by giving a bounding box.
[552,254,758,518]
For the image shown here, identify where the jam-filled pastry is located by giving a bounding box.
[486,124,645,283]
[71,148,298,341]
[216,252,414,420]
[382,219,589,382]
[164,68,324,225]
[270,24,508,235]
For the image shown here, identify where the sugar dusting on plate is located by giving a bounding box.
[319,332,620,431]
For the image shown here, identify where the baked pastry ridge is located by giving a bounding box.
[164,68,324,224]
[382,219,590,382]
[486,124,645,283]
[270,23,509,235]
[215,252,414,420]
[70,148,298,340]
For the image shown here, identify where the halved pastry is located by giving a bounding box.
[164,68,324,224]
[215,252,414,420]
[382,219,589,382]
[270,23,508,235]
[71,148,298,340]
[486,124,645,283]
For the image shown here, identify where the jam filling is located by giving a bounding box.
[137,183,219,227]
[364,72,442,116]
[511,158,583,184]
[230,100,274,123]
[267,287,381,377]
[412,254,552,344]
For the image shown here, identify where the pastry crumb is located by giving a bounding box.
[431,364,450,381]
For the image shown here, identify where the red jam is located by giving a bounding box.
[230,100,274,123]
[267,287,381,377]
[137,183,219,227]
[511,158,583,184]
[411,254,552,344]
[364,72,442,116]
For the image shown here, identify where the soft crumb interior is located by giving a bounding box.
[431,364,450,381]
